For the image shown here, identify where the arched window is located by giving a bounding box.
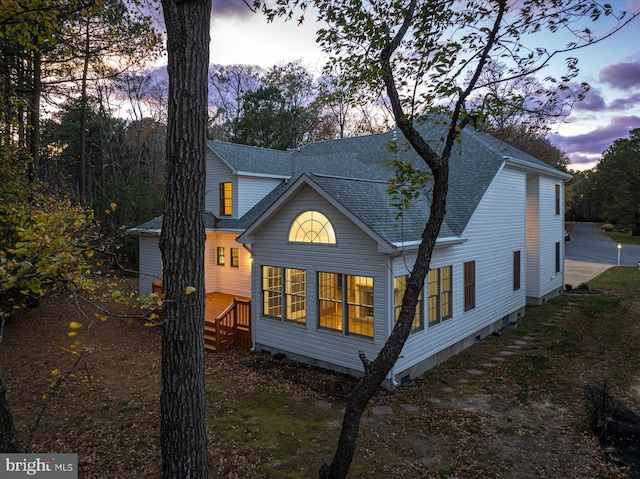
[288,211,336,244]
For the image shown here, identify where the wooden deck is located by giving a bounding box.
[150,283,251,352]
[206,293,250,320]
[204,293,251,352]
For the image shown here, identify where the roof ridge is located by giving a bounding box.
[311,173,388,184]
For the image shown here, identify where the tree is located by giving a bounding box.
[158,0,211,477]
[232,85,295,149]
[590,128,640,231]
[261,1,638,477]
[208,63,263,141]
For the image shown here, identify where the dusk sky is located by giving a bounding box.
[200,1,640,172]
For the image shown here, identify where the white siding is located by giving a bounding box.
[250,185,389,375]
[204,231,251,297]
[538,176,565,296]
[393,166,528,374]
[205,150,236,216]
[205,148,284,218]
[238,176,283,218]
[525,173,564,300]
[526,174,541,297]
[138,235,162,296]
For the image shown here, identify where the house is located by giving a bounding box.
[130,120,570,389]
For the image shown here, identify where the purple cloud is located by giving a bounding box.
[609,92,640,110]
[550,115,640,158]
[212,0,255,16]
[573,87,606,112]
[599,61,640,90]
[568,153,599,167]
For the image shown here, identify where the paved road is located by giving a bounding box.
[564,222,640,286]
[566,222,640,267]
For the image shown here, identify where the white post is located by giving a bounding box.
[617,243,622,266]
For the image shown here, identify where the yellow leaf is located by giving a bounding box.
[68,331,77,337]
[68,321,82,329]
[185,286,196,295]
[110,202,117,211]
[51,368,60,376]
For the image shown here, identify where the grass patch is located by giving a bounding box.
[605,230,640,246]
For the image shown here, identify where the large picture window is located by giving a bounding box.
[289,211,336,244]
[393,276,423,332]
[318,272,373,338]
[427,266,452,326]
[262,266,306,323]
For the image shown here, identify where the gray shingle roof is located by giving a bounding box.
[207,140,292,176]
[132,119,568,247]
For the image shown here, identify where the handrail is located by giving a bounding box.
[210,298,251,351]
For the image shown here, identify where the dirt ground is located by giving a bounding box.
[1,279,637,478]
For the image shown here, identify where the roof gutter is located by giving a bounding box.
[503,156,573,180]
[391,236,467,250]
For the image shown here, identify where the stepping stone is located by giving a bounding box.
[491,357,506,362]
[542,322,555,326]
[567,302,578,306]
[500,350,515,356]
[427,397,442,404]
[400,404,420,412]
[467,369,484,375]
[481,362,496,368]
[316,400,332,409]
[457,378,470,383]
[508,345,522,349]
[441,386,454,393]
[522,336,535,340]
[371,405,393,415]
[514,340,527,346]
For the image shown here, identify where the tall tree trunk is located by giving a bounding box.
[79,18,90,203]
[0,314,20,453]
[159,1,211,478]
[28,50,41,182]
[0,366,20,453]
[319,163,448,479]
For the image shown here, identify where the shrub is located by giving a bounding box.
[601,223,614,232]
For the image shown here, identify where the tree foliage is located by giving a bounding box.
[588,129,640,230]
[0,146,99,317]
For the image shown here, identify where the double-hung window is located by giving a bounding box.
[393,276,423,332]
[318,272,374,338]
[231,248,239,268]
[464,261,476,311]
[513,251,521,291]
[216,247,225,266]
[220,182,232,216]
[262,266,306,324]
[427,266,452,326]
